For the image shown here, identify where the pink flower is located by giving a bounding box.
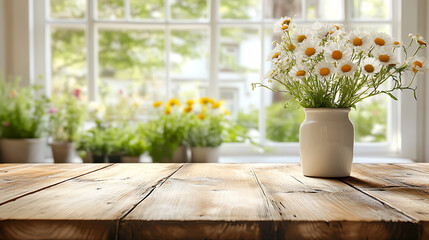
[2,122,10,127]
[49,107,58,114]
[119,89,124,95]
[73,88,81,99]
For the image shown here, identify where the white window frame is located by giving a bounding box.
[32,0,424,161]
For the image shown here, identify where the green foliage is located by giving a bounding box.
[350,99,387,142]
[185,113,224,147]
[266,103,304,142]
[122,124,147,157]
[49,91,86,142]
[0,79,49,139]
[145,113,187,162]
[78,122,124,156]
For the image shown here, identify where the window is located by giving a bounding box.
[36,0,400,156]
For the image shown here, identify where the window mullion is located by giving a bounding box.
[209,0,219,99]
[165,0,171,99]
[87,0,97,101]
[259,0,266,146]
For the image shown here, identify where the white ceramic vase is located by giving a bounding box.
[299,108,354,177]
[0,138,46,163]
[191,147,220,163]
[51,141,75,163]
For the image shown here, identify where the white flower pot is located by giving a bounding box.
[51,142,75,163]
[121,156,141,163]
[191,147,220,163]
[299,108,354,177]
[0,138,46,163]
[161,146,188,163]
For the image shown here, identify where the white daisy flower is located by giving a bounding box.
[290,28,312,45]
[297,39,321,60]
[373,47,398,66]
[371,32,393,48]
[315,61,334,79]
[336,60,357,77]
[290,64,308,79]
[312,22,336,39]
[407,56,429,74]
[392,40,402,48]
[273,16,293,33]
[348,31,371,50]
[324,42,352,62]
[409,34,427,47]
[360,57,381,76]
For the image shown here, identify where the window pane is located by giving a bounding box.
[352,0,391,20]
[351,96,387,143]
[50,0,86,19]
[97,0,124,19]
[98,29,165,102]
[264,0,302,19]
[130,0,164,19]
[350,24,392,35]
[51,27,87,100]
[306,0,344,20]
[220,0,261,20]
[170,0,208,20]
[219,28,261,137]
[170,29,209,100]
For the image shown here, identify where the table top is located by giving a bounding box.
[0,163,428,240]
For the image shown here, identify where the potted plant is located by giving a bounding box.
[0,79,49,163]
[186,97,226,163]
[253,17,428,177]
[78,122,109,163]
[104,126,124,163]
[48,89,86,163]
[147,99,187,163]
[121,124,147,163]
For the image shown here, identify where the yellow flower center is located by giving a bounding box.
[393,41,400,45]
[296,70,306,77]
[272,52,280,58]
[281,25,289,30]
[329,30,335,35]
[333,25,340,30]
[364,64,375,73]
[341,64,352,73]
[353,37,363,46]
[379,55,390,62]
[319,68,330,76]
[305,47,316,57]
[288,44,296,51]
[282,19,291,25]
[297,35,306,43]
[417,40,427,46]
[153,101,162,108]
[413,61,423,68]
[331,50,343,60]
[184,107,192,113]
[374,38,385,46]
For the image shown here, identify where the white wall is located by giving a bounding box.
[0,0,5,74]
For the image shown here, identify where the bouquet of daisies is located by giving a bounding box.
[252,16,428,108]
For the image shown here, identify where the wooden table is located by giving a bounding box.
[0,163,428,240]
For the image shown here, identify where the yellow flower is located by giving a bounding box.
[224,110,230,115]
[186,99,194,106]
[183,106,193,113]
[212,102,221,109]
[168,98,180,107]
[199,97,214,105]
[153,101,162,108]
[164,106,171,115]
[10,90,17,97]
[197,113,205,120]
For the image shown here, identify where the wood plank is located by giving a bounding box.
[344,163,429,240]
[0,164,111,205]
[0,163,183,240]
[120,163,280,240]
[252,164,418,240]
[396,163,429,174]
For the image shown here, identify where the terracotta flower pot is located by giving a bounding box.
[299,108,354,177]
[0,138,46,163]
[51,141,75,163]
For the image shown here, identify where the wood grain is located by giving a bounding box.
[0,163,182,240]
[252,163,418,240]
[120,163,279,240]
[344,163,429,240]
[0,163,111,205]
